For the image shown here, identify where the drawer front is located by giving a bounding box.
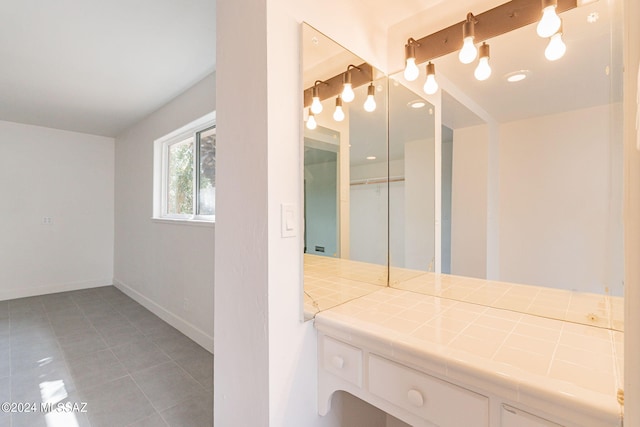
[501,405,564,427]
[369,355,489,427]
[322,336,362,387]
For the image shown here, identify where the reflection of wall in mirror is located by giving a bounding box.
[349,159,392,266]
[449,104,623,295]
[498,104,623,295]
[451,124,489,280]
[304,146,338,257]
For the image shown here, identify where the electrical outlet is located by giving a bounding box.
[42,217,53,225]
[183,298,190,312]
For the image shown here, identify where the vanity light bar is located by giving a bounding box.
[303,63,373,108]
[407,0,577,65]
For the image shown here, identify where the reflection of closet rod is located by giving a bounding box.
[350,176,405,186]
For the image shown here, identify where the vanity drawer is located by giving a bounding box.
[322,336,362,387]
[501,405,564,427]
[369,355,489,427]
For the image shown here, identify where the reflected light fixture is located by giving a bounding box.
[363,83,377,112]
[341,66,358,102]
[408,100,426,109]
[404,39,420,81]
[545,23,566,61]
[474,42,492,81]
[537,0,562,38]
[311,81,324,114]
[333,96,345,122]
[423,62,438,95]
[306,110,317,130]
[505,70,530,82]
[459,13,478,64]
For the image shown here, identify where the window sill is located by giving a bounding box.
[151,217,215,228]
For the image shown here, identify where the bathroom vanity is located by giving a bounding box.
[315,286,623,427]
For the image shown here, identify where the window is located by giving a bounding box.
[154,112,216,222]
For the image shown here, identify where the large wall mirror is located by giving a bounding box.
[387,80,436,280]
[302,24,389,319]
[302,0,624,331]
[389,0,623,331]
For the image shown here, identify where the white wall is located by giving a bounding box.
[0,121,114,300]
[214,0,391,425]
[499,104,623,294]
[451,124,489,279]
[113,73,215,352]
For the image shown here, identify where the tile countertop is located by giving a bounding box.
[314,287,624,425]
[391,268,624,331]
[304,254,387,318]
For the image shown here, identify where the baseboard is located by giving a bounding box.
[0,278,113,302]
[113,279,214,354]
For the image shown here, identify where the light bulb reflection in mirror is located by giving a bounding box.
[474,43,491,81]
[545,32,566,61]
[537,3,561,38]
[423,62,438,95]
[475,57,491,80]
[333,97,345,121]
[342,83,355,103]
[306,113,317,130]
[310,96,323,114]
[363,84,376,112]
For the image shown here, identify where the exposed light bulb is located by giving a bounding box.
[342,83,355,103]
[459,15,478,64]
[404,58,419,81]
[363,83,376,112]
[537,1,561,38]
[545,31,566,61]
[306,112,317,130]
[341,70,356,103]
[423,62,438,95]
[404,41,420,81]
[310,84,323,114]
[474,43,491,81]
[475,57,492,80]
[459,37,478,64]
[333,97,345,122]
[310,96,323,114]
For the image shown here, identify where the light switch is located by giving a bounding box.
[281,203,297,238]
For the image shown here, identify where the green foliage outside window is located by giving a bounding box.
[168,140,194,215]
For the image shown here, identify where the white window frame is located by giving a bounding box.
[153,111,216,224]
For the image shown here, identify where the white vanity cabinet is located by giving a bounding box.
[315,288,623,427]
[318,333,489,427]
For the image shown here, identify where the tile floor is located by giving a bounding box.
[0,286,213,427]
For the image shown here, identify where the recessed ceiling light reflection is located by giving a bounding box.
[408,100,426,109]
[505,70,531,83]
[366,156,377,160]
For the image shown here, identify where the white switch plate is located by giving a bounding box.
[281,203,296,238]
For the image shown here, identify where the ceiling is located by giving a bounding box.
[0,0,215,137]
